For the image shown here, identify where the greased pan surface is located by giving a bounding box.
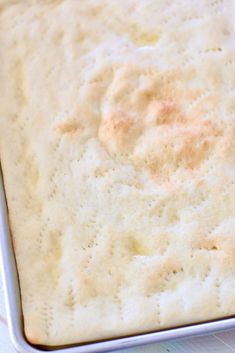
[1,170,235,353]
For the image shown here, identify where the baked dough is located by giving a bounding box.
[0,0,235,346]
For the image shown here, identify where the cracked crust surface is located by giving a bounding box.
[0,0,235,346]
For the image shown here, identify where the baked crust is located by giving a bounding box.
[0,0,235,346]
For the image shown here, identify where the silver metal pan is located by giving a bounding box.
[1,169,235,353]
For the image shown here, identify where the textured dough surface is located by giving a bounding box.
[0,0,235,346]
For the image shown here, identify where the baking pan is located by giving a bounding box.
[1,169,235,353]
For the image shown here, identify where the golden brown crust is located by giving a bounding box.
[54,120,80,134]
[0,0,235,347]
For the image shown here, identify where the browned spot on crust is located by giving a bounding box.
[139,110,221,178]
[192,235,220,251]
[54,120,80,134]
[98,111,141,154]
[94,63,224,179]
[103,111,134,134]
[149,100,184,125]
[98,101,221,178]
[211,234,235,272]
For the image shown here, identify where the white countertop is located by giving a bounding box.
[1,269,235,353]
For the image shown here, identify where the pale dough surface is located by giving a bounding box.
[0,0,235,347]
